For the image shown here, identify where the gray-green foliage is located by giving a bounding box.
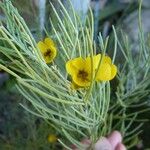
[0,0,149,149]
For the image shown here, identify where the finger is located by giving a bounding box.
[94,137,112,150]
[116,143,126,150]
[71,139,91,150]
[81,139,91,149]
[107,131,122,149]
[81,139,91,145]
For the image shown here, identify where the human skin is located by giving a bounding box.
[94,131,126,150]
[72,131,126,150]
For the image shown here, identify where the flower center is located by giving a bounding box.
[77,70,88,81]
[44,49,52,57]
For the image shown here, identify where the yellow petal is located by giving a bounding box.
[71,57,86,69]
[110,64,117,80]
[50,46,57,58]
[88,54,111,70]
[44,38,55,47]
[66,59,76,75]
[66,57,86,75]
[37,41,47,53]
[47,134,57,143]
[94,54,101,64]
[96,63,112,81]
[86,54,101,70]
[103,55,111,64]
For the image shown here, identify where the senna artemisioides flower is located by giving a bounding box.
[37,38,57,64]
[66,54,117,88]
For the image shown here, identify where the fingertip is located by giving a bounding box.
[107,131,122,149]
[116,143,126,150]
[81,139,91,145]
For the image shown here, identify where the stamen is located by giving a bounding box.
[77,70,88,81]
[44,49,51,57]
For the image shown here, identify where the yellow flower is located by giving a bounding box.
[66,54,117,88]
[37,38,57,63]
[95,55,117,81]
[47,134,57,143]
[66,56,99,87]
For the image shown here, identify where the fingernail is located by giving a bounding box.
[107,131,122,149]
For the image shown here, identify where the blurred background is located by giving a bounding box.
[0,0,150,149]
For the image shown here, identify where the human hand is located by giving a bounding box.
[71,131,126,150]
[94,131,126,150]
